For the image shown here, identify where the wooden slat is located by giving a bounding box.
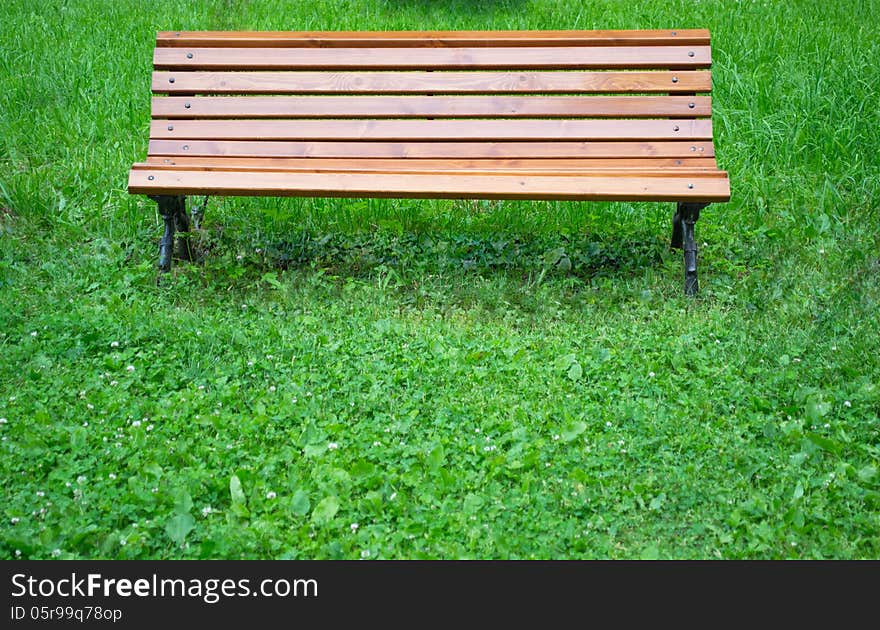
[157,30,711,48]
[143,156,719,170]
[153,46,712,71]
[152,71,712,94]
[147,140,716,159]
[151,95,711,119]
[133,161,724,178]
[129,169,731,202]
[151,119,712,141]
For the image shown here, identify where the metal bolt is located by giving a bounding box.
[691,146,697,151]
[673,125,680,131]
[671,77,679,84]
[184,103,191,109]
[167,125,174,131]
[186,53,193,59]
[688,183,694,189]
[182,145,189,150]
[675,160,682,165]
[148,175,155,181]
[671,31,677,36]
[689,102,695,109]
[175,32,180,36]
[168,77,175,83]
[688,51,695,57]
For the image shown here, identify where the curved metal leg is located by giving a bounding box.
[150,195,185,272]
[674,202,708,296]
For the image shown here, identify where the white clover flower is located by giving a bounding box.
[360,550,370,558]
[202,506,213,517]
[51,549,61,557]
[76,476,86,484]
[82,422,88,427]
[36,491,45,497]
[111,341,119,348]
[648,371,656,378]
[146,425,154,431]
[844,400,852,408]
[606,421,612,427]
[268,385,276,393]
[108,473,117,480]
[30,331,37,337]
[120,539,127,546]
[475,428,481,433]
[328,442,338,450]
[350,523,359,532]
[15,550,21,557]
[291,397,298,403]
[247,361,254,367]
[109,380,118,387]
[131,420,141,428]
[552,434,560,441]
[0,418,6,424]
[126,365,135,372]
[87,404,94,410]
[266,491,277,499]
[372,441,382,447]
[266,355,274,360]
[198,385,205,390]
[10,517,19,524]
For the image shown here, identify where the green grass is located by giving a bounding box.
[1,0,879,559]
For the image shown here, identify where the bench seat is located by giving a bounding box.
[128,29,730,293]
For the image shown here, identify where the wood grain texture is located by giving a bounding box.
[152,71,713,94]
[147,139,716,159]
[151,95,712,119]
[129,169,731,202]
[132,161,724,178]
[153,46,712,70]
[150,119,712,141]
[156,30,711,48]
[143,156,719,170]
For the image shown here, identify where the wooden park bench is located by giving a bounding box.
[128,29,730,294]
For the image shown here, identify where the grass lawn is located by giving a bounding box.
[1,0,878,559]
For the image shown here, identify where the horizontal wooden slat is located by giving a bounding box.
[147,140,716,159]
[151,95,711,119]
[133,161,724,179]
[157,30,711,48]
[151,119,712,141]
[144,156,719,170]
[129,169,731,202]
[152,71,712,94]
[154,46,712,71]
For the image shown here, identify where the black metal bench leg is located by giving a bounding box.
[672,202,708,296]
[173,197,191,262]
[150,195,185,272]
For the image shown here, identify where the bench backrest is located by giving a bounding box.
[147,30,716,166]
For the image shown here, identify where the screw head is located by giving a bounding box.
[148,175,155,181]
[688,51,695,57]
[671,31,677,36]
[673,125,680,131]
[691,146,697,151]
[182,145,189,150]
[688,183,694,189]
[671,77,679,84]
[184,103,191,109]
[168,77,175,83]
[689,102,696,109]
[186,53,193,59]
[167,125,174,131]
